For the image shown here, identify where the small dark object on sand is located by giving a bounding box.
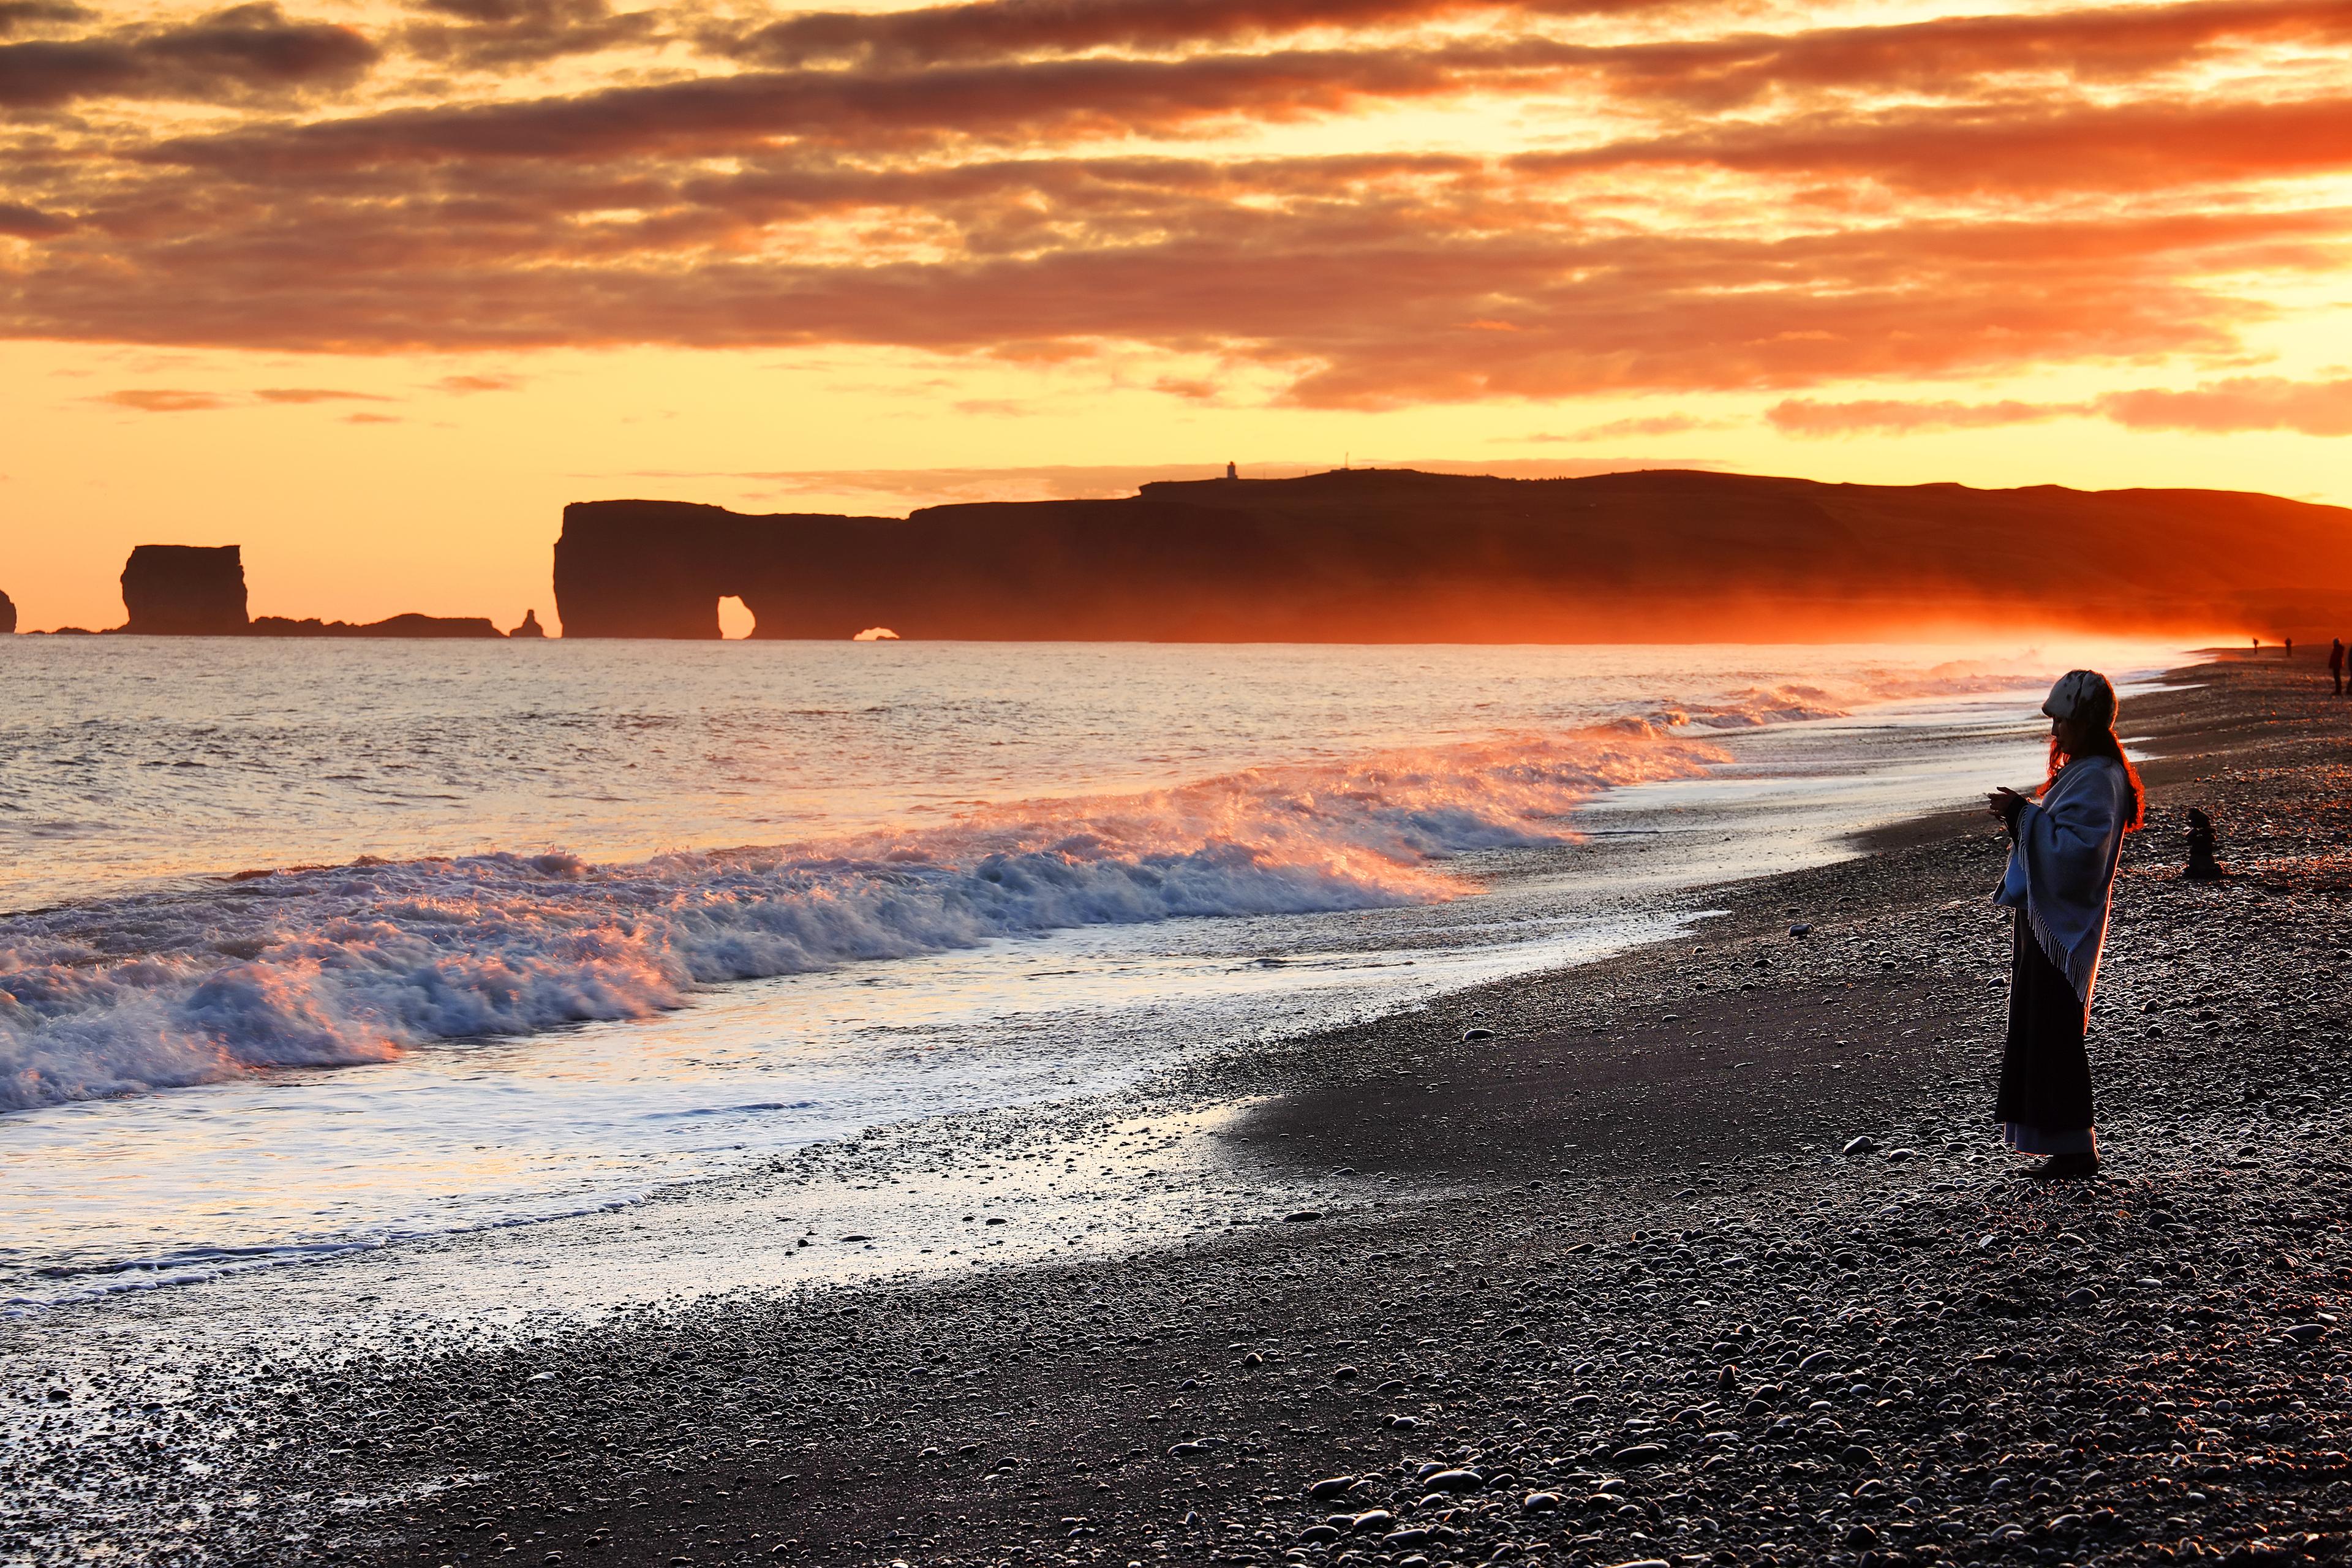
[2184,808,2224,880]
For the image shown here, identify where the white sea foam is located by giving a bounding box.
[0,725,1723,1112]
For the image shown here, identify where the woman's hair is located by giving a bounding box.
[2043,679,2146,831]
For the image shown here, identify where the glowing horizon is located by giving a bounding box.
[7,0,2352,631]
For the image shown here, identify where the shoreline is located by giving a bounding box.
[0,666,2075,1306]
[10,655,2352,1568]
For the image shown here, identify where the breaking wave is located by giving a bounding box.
[0,725,1724,1112]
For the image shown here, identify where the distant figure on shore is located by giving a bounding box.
[2286,636,2294,658]
[2184,808,2224,880]
[1986,670,2144,1180]
[2331,639,2344,695]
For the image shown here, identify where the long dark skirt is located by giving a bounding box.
[1994,910,2097,1155]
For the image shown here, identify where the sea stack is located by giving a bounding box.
[119,545,249,635]
[510,609,546,638]
[0,589,15,635]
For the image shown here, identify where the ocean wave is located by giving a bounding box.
[0,725,1722,1113]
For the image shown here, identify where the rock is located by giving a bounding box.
[1790,924,1814,938]
[120,545,248,634]
[510,609,547,638]
[1284,1211,1323,1223]
[1349,1511,1395,1534]
[1842,1524,1879,1548]
[1464,1027,1498,1041]
[2280,1324,2326,1344]
[0,589,13,635]
[1841,1136,1880,1156]
[1307,1476,1358,1501]
[1521,1493,1562,1513]
[1422,1469,1485,1492]
[1331,1365,1360,1381]
[249,612,505,638]
[1611,1444,1668,1464]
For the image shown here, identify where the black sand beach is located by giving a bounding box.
[9,654,2352,1568]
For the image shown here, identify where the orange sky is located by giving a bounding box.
[6,0,2352,631]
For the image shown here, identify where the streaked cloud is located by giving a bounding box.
[1771,377,2352,437]
[0,2,378,108]
[7,0,2352,423]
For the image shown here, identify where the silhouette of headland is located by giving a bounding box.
[0,589,15,637]
[554,467,2352,641]
[111,545,505,637]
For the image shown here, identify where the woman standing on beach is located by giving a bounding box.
[1986,670,2144,1179]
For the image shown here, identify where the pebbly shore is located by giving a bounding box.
[6,653,2351,1568]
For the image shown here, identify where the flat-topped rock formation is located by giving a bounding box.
[0,590,14,636]
[554,467,2352,640]
[121,545,249,635]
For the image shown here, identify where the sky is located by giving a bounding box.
[4,0,2351,630]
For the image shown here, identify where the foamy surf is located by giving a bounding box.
[0,725,1722,1112]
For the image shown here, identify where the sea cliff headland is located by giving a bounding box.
[554,469,2352,641]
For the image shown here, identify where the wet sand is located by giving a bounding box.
[9,652,2352,1568]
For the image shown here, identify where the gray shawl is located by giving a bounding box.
[1994,755,2129,1005]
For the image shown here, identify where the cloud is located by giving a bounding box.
[433,372,524,392]
[1522,92,2352,197]
[709,0,2352,78]
[1770,377,2352,437]
[342,410,402,423]
[9,0,2352,414]
[1521,413,1723,442]
[0,200,73,236]
[92,388,234,411]
[398,0,662,69]
[1767,397,2079,435]
[0,2,378,109]
[252,385,394,402]
[135,45,1576,174]
[0,1,91,39]
[2099,376,2352,436]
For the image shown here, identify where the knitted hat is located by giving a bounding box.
[2040,669,2114,722]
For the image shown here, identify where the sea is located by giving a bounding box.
[0,636,2182,1314]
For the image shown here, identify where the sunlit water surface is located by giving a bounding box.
[0,638,2179,1308]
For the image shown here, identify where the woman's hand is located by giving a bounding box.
[1987,787,2027,832]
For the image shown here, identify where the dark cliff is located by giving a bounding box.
[0,589,14,636]
[553,469,2352,641]
[121,545,249,635]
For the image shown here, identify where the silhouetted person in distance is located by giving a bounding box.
[2286,636,2294,659]
[2331,638,2345,695]
[1987,671,2144,1180]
